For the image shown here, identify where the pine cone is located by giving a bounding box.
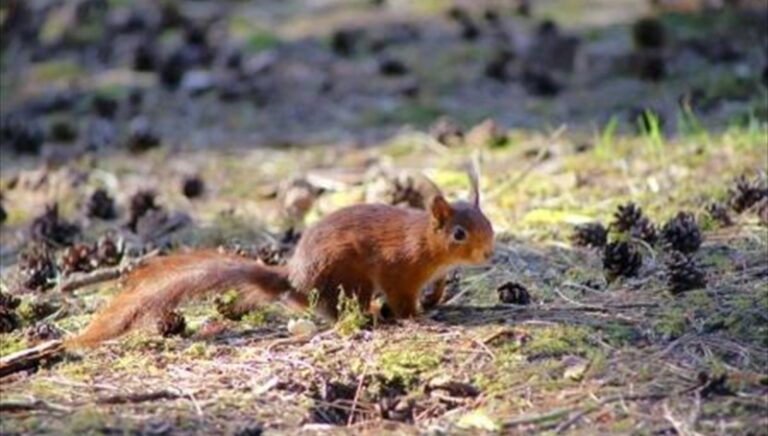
[376,397,414,422]
[629,216,658,245]
[632,17,666,49]
[706,202,733,227]
[157,311,186,337]
[30,204,80,247]
[127,190,160,232]
[666,251,706,295]
[0,291,21,310]
[182,175,205,199]
[256,243,289,266]
[215,293,243,321]
[603,241,643,280]
[387,176,426,209]
[86,188,117,220]
[95,233,123,267]
[611,202,644,233]
[661,212,702,254]
[729,175,767,213]
[127,116,161,153]
[0,308,20,333]
[571,222,607,248]
[497,282,531,305]
[26,321,63,342]
[27,300,58,321]
[18,244,57,292]
[59,243,97,275]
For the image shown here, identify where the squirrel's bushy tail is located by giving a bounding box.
[65,251,302,348]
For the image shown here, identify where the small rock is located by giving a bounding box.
[180,70,215,96]
[429,117,464,147]
[562,355,590,380]
[465,118,506,147]
[288,318,318,336]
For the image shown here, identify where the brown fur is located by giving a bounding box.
[66,174,494,348]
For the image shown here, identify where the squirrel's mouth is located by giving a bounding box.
[471,248,494,263]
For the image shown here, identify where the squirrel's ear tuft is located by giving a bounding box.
[430,195,452,227]
[467,161,480,208]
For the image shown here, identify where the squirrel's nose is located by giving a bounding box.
[483,248,494,261]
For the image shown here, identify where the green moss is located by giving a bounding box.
[653,307,688,340]
[0,334,26,356]
[184,341,211,359]
[602,323,643,347]
[334,292,368,337]
[523,326,593,359]
[245,30,281,53]
[359,101,444,128]
[30,60,84,83]
[374,342,442,386]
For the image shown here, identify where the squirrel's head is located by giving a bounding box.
[428,166,494,265]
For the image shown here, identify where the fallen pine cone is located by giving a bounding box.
[497,282,531,305]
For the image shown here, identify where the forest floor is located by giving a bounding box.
[1,0,767,434]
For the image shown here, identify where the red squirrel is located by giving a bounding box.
[66,169,494,348]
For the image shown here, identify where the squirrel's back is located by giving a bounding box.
[289,203,432,291]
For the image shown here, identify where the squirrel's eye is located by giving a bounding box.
[452,226,467,242]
